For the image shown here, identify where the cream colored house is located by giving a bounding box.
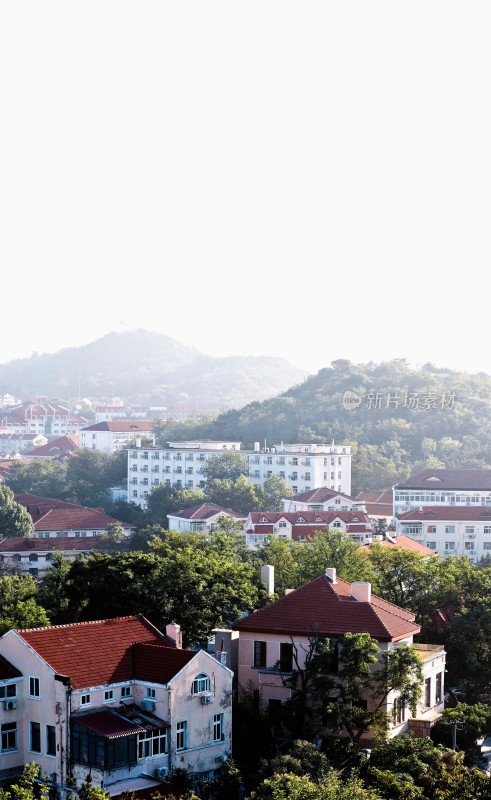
[0,615,232,795]
[231,568,445,744]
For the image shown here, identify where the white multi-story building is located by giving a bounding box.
[80,422,155,452]
[393,469,491,517]
[128,441,351,509]
[396,506,491,562]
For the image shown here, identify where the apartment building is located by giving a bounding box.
[244,510,372,549]
[393,469,491,517]
[128,441,351,509]
[396,506,491,561]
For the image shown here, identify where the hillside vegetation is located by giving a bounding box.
[155,358,491,492]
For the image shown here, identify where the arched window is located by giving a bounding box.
[29,554,39,562]
[192,673,210,695]
[12,554,21,562]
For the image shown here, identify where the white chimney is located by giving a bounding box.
[325,567,336,583]
[166,622,182,648]
[261,564,275,595]
[351,582,371,603]
[135,438,141,448]
[254,442,260,452]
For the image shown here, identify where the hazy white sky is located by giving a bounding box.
[1,2,490,377]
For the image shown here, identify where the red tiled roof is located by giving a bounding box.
[133,643,196,683]
[170,503,243,520]
[232,574,419,642]
[25,435,79,457]
[14,494,85,519]
[398,506,491,521]
[248,511,370,525]
[287,488,356,503]
[81,422,154,433]
[0,653,22,679]
[250,525,275,534]
[360,535,435,556]
[17,615,174,689]
[0,537,99,553]
[395,469,491,491]
[31,507,131,533]
[73,710,149,739]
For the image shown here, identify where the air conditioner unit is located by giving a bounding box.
[201,693,213,704]
[3,699,16,710]
[155,767,169,780]
[140,698,156,712]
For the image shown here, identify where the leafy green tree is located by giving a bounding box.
[205,475,263,515]
[6,458,68,499]
[320,633,423,749]
[295,531,375,585]
[64,449,127,507]
[144,484,205,527]
[2,762,49,800]
[248,771,382,800]
[257,740,332,784]
[202,450,249,482]
[432,703,491,751]
[258,475,293,511]
[0,484,35,537]
[36,553,72,622]
[0,575,50,634]
[78,771,111,800]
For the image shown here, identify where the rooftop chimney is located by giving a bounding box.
[165,622,182,648]
[351,582,371,603]
[325,567,336,583]
[254,442,260,452]
[261,564,275,595]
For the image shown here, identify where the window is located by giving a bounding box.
[138,728,167,758]
[46,725,56,756]
[80,693,91,706]
[278,521,287,528]
[445,542,456,551]
[427,525,437,534]
[427,542,437,550]
[104,690,114,702]
[192,673,211,694]
[393,697,405,725]
[213,713,224,742]
[1,722,17,752]
[435,672,443,704]
[465,541,475,551]
[121,686,132,699]
[146,688,156,699]
[279,643,293,672]
[30,721,41,753]
[254,641,267,668]
[445,526,456,534]
[484,542,491,551]
[465,526,475,534]
[29,677,40,698]
[0,684,16,700]
[485,526,491,534]
[424,677,431,708]
[176,721,187,750]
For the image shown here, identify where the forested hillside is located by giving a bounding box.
[155,359,491,492]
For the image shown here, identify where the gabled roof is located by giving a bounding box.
[360,535,435,556]
[25,435,78,457]
[398,506,491,522]
[170,503,243,521]
[285,488,357,503]
[14,494,130,532]
[248,511,371,526]
[232,574,419,642]
[0,653,22,679]
[81,422,154,433]
[395,469,491,491]
[0,536,98,553]
[133,643,197,683]
[15,615,175,689]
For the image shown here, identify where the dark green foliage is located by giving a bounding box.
[0,484,34,538]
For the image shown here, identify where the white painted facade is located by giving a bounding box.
[0,632,232,794]
[127,441,351,509]
[396,510,491,562]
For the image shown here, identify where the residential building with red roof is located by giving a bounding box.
[230,568,445,744]
[80,422,155,453]
[14,493,132,538]
[167,504,245,534]
[0,434,48,458]
[0,404,88,437]
[393,469,491,517]
[281,487,364,513]
[0,615,232,794]
[0,536,101,577]
[23,435,79,460]
[360,534,436,557]
[244,510,373,548]
[355,490,394,527]
[395,505,491,561]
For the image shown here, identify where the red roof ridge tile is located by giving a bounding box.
[16,614,146,635]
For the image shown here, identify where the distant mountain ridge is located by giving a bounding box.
[0,329,308,411]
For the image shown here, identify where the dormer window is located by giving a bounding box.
[296,517,306,523]
[192,673,210,695]
[259,516,269,523]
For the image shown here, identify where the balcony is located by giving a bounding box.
[412,643,446,663]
